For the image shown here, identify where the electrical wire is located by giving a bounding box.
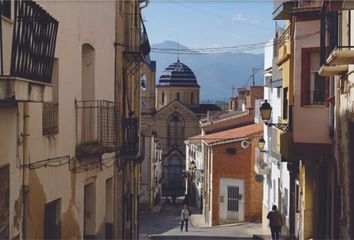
[150,31,320,55]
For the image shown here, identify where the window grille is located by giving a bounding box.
[43,103,59,135]
[227,186,240,212]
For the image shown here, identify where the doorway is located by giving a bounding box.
[84,182,96,239]
[219,178,244,222]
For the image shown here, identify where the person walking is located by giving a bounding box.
[180,204,190,232]
[267,205,282,240]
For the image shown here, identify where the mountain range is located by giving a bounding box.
[150,41,265,102]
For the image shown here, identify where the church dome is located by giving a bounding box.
[158,60,200,88]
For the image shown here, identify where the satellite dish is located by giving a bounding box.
[241,140,250,149]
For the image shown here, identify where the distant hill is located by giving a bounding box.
[151,41,264,102]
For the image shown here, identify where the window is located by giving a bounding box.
[43,59,59,135]
[176,92,180,101]
[301,49,326,105]
[44,199,61,239]
[141,74,147,91]
[161,92,165,105]
[190,92,194,105]
[1,0,11,19]
[283,88,288,120]
[310,72,325,104]
[226,148,236,155]
[277,88,281,98]
[167,112,184,147]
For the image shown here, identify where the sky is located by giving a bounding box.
[143,0,276,51]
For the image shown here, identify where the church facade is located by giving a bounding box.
[140,60,220,205]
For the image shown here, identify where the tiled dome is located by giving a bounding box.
[158,60,200,88]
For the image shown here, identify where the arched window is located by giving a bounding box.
[167,112,185,147]
[82,44,95,101]
[176,92,180,100]
[81,44,95,144]
[161,92,165,105]
[141,74,147,91]
[190,92,194,105]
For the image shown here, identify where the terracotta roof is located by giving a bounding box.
[189,123,263,145]
[203,113,255,134]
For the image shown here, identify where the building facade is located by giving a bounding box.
[0,0,150,239]
[199,123,263,226]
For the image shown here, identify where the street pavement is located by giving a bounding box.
[139,203,270,240]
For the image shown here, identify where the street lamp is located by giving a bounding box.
[259,100,289,131]
[189,160,197,174]
[258,137,266,151]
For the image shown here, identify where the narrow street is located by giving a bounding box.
[139,202,269,240]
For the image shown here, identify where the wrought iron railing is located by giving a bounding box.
[10,0,58,83]
[75,100,116,157]
[1,0,11,19]
[297,0,323,8]
[42,102,58,135]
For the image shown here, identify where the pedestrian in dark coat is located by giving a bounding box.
[180,204,190,232]
[267,205,282,240]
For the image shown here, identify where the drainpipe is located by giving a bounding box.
[22,102,30,239]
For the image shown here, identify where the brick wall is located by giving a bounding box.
[211,138,263,225]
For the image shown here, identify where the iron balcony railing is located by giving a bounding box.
[9,0,58,83]
[75,100,116,157]
[123,116,139,156]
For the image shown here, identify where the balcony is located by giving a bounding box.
[75,100,116,158]
[254,149,271,175]
[0,1,58,103]
[123,14,150,64]
[273,0,297,20]
[325,47,354,66]
[319,65,348,76]
[122,116,139,157]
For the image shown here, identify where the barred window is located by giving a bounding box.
[42,103,59,135]
[43,58,59,136]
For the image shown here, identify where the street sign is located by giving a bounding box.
[255,175,264,182]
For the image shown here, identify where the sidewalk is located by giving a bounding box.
[190,211,270,237]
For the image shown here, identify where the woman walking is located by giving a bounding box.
[180,204,190,232]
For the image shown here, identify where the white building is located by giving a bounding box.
[185,138,204,210]
[258,38,291,234]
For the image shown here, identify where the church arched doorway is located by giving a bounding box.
[168,155,184,195]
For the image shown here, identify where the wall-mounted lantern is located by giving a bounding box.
[260,100,289,131]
